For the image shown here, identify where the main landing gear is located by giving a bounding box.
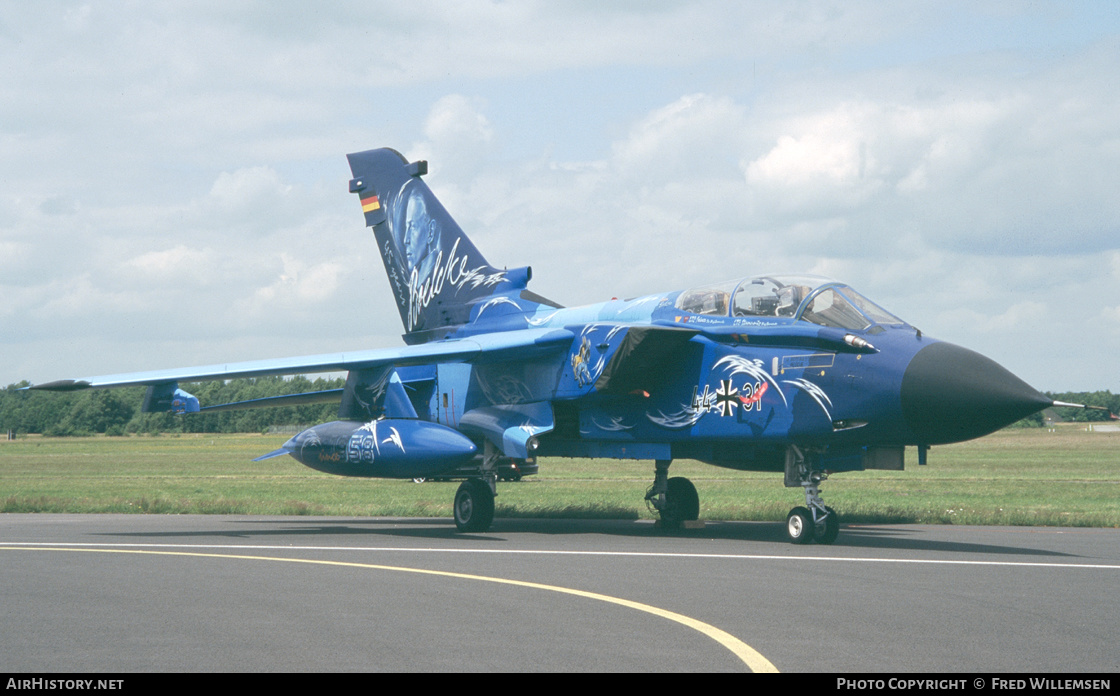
[784,446,840,545]
[453,442,498,533]
[453,478,494,533]
[645,459,700,529]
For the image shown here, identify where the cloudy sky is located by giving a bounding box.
[3,2,1118,393]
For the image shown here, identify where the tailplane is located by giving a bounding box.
[347,148,535,343]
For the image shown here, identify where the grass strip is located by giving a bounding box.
[2,427,1118,526]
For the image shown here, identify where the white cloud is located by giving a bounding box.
[235,254,349,315]
[209,166,289,204]
[1100,305,1120,330]
[409,95,496,181]
[742,98,1011,226]
[611,94,747,178]
[423,95,493,147]
[0,240,31,272]
[124,245,214,279]
[960,301,1050,334]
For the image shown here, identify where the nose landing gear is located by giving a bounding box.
[785,446,840,545]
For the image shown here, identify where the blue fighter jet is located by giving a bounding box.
[32,147,1084,543]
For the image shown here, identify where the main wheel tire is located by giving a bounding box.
[786,506,814,545]
[813,505,840,545]
[660,477,700,529]
[453,479,495,533]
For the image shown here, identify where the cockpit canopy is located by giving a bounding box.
[674,275,906,332]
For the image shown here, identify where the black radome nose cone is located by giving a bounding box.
[901,342,1051,444]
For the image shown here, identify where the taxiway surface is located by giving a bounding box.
[2,514,1118,672]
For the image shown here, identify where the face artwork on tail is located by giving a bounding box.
[399,183,441,286]
[380,177,513,334]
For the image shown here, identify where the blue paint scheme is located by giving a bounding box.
[264,419,477,479]
[459,402,554,460]
[31,147,1059,540]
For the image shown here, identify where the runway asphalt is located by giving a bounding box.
[2,513,1118,672]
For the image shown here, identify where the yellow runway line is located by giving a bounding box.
[2,546,778,672]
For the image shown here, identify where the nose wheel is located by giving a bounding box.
[785,447,841,545]
[787,502,839,544]
[786,507,813,544]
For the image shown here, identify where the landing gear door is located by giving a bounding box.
[434,363,472,428]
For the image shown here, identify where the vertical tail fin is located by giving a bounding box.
[347,148,523,343]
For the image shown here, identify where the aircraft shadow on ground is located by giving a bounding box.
[97,515,1078,558]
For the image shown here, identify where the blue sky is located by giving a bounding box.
[2,2,1119,392]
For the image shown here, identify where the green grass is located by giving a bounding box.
[1,427,1118,526]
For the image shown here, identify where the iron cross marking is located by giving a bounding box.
[714,379,739,417]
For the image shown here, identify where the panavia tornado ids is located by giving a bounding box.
[31,147,1092,543]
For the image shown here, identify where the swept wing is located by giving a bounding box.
[30,327,574,406]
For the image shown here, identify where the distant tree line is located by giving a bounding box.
[1,376,345,436]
